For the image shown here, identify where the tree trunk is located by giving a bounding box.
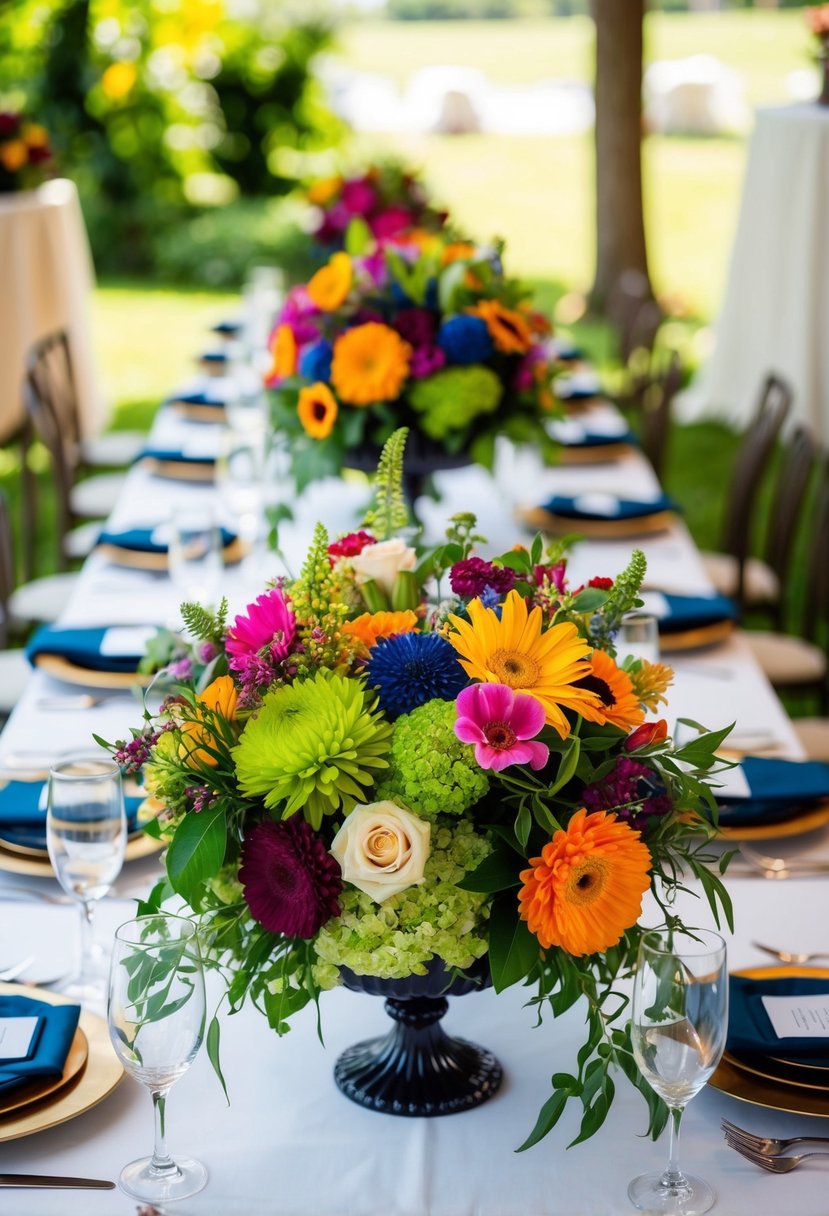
[589,0,652,312]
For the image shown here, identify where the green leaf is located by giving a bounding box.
[514,803,532,850]
[571,588,609,613]
[515,1088,568,1152]
[344,216,372,255]
[548,736,581,796]
[166,805,227,908]
[457,848,522,893]
[568,1079,614,1147]
[488,894,539,993]
[206,1013,230,1105]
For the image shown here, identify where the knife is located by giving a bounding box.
[0,1174,115,1189]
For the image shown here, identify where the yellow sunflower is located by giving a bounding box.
[577,649,646,732]
[330,322,412,406]
[307,252,353,312]
[266,324,297,382]
[297,382,338,440]
[518,808,652,956]
[469,299,533,355]
[446,589,601,739]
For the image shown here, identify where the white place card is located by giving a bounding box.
[761,994,829,1039]
[0,1015,41,1061]
[638,592,671,619]
[572,493,620,516]
[99,626,158,657]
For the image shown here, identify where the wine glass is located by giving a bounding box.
[168,507,223,606]
[47,754,126,1005]
[108,913,208,1203]
[619,611,660,664]
[628,928,728,1215]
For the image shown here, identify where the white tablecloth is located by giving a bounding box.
[0,393,825,1213]
[688,104,829,439]
[0,179,103,443]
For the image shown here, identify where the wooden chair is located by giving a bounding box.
[0,490,57,716]
[701,373,793,615]
[637,349,682,481]
[750,425,816,628]
[607,270,659,364]
[744,452,829,712]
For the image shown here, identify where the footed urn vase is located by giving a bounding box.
[335,956,502,1117]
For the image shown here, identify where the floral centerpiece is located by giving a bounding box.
[265,233,560,492]
[110,431,732,1145]
[807,5,829,103]
[306,163,447,250]
[0,113,54,193]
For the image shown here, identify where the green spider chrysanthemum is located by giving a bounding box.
[232,670,392,829]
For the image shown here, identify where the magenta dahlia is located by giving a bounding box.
[239,818,343,939]
[449,557,516,599]
[226,588,296,673]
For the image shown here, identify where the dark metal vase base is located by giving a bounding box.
[334,994,503,1117]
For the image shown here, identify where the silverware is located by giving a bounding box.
[0,1174,115,1189]
[0,955,35,981]
[752,941,829,965]
[36,694,135,711]
[721,1119,829,1153]
[737,844,829,879]
[724,1137,829,1173]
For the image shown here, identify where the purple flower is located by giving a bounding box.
[394,308,437,347]
[198,641,219,663]
[450,557,516,599]
[359,249,388,286]
[582,757,671,829]
[239,817,343,939]
[409,345,446,379]
[454,683,548,772]
[341,178,378,216]
[167,657,193,680]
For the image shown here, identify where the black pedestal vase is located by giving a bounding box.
[334,957,502,1117]
[343,432,472,517]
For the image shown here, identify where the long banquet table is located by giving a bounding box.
[2,370,828,1215]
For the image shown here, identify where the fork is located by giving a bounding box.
[721,1119,829,1153]
[725,1137,829,1173]
[752,941,829,965]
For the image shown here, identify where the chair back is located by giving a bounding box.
[0,490,15,650]
[639,349,681,481]
[22,335,78,572]
[607,270,658,363]
[721,373,792,605]
[26,331,81,449]
[762,426,816,627]
[803,453,829,651]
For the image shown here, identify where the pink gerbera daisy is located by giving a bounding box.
[226,588,296,671]
[454,683,549,772]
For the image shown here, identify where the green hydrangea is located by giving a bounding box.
[312,819,492,986]
[375,699,489,819]
[208,865,243,906]
[408,366,503,440]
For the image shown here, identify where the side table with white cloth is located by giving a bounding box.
[2,376,829,1214]
[688,104,829,440]
[0,178,103,443]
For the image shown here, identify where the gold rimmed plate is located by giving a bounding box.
[0,1024,88,1117]
[97,534,246,571]
[30,654,152,690]
[709,966,829,1117]
[0,984,124,1142]
[0,831,162,878]
[557,442,635,465]
[659,620,735,652]
[140,457,215,483]
[517,505,675,539]
[717,799,829,841]
[168,400,227,423]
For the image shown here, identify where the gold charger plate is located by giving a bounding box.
[709,966,829,1118]
[659,620,735,653]
[141,457,215,483]
[169,400,227,423]
[717,798,829,841]
[97,535,246,571]
[0,984,124,1142]
[31,654,152,690]
[517,505,675,538]
[558,442,635,465]
[0,830,162,878]
[0,1024,88,1117]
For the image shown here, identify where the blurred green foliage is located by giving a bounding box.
[0,0,342,278]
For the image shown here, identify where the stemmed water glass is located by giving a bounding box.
[108,913,208,1203]
[628,928,728,1215]
[46,754,127,1004]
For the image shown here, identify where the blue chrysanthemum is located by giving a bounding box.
[437,315,493,366]
[365,632,467,719]
[299,339,333,383]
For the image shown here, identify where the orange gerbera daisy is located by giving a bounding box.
[576,649,645,732]
[298,382,338,440]
[179,675,238,769]
[469,299,533,355]
[446,589,601,739]
[342,610,418,650]
[330,322,412,406]
[307,252,353,312]
[307,175,342,206]
[442,241,476,265]
[266,324,297,382]
[518,808,651,956]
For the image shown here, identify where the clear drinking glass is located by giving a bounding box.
[47,754,126,1004]
[628,928,728,1215]
[216,427,265,558]
[619,611,660,664]
[108,913,208,1203]
[168,507,223,605]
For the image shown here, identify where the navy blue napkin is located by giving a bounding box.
[657,593,738,635]
[556,380,602,401]
[541,491,676,521]
[138,447,216,467]
[211,320,242,337]
[551,339,583,362]
[718,757,829,828]
[729,974,829,1063]
[199,350,228,365]
[0,995,80,1095]
[98,525,237,555]
[168,391,226,409]
[25,625,146,673]
[561,430,638,449]
[0,780,142,834]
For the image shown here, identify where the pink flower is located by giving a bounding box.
[454,683,549,772]
[409,345,446,379]
[341,178,378,216]
[369,206,414,241]
[328,530,376,559]
[226,588,296,672]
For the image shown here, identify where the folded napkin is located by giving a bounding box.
[168,390,226,409]
[656,593,738,635]
[564,430,638,449]
[555,373,603,400]
[138,447,216,466]
[729,974,829,1063]
[0,780,143,833]
[718,757,829,828]
[540,491,676,521]
[211,320,242,337]
[0,995,80,1095]
[550,339,583,362]
[199,350,228,364]
[98,524,237,555]
[25,625,152,673]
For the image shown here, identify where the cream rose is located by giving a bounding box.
[349,538,416,598]
[330,801,430,904]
